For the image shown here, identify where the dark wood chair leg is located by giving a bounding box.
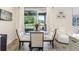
[42,47,43,51]
[29,42,32,51]
[29,42,31,47]
[39,48,43,51]
[30,47,32,51]
[39,48,40,51]
[29,42,31,50]
[52,41,54,48]
[19,41,21,49]
[50,41,51,44]
[22,42,24,46]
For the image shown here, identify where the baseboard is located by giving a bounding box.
[7,39,19,51]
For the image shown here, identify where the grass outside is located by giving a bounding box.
[24,15,45,31]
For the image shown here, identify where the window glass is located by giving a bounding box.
[72,15,79,27]
[38,14,46,30]
[24,10,46,32]
[24,11,37,32]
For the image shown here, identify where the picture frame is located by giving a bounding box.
[0,9,12,21]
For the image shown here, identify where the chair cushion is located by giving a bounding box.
[56,27,69,43]
[19,32,30,41]
[57,34,69,43]
[20,36,30,41]
[44,33,54,41]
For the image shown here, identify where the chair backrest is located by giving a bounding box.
[30,32,44,47]
[57,27,66,35]
[16,29,20,41]
[53,29,57,40]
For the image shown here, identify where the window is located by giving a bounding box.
[38,13,46,31]
[24,10,37,32]
[72,15,79,27]
[72,15,79,33]
[24,10,46,32]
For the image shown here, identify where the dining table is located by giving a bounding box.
[19,30,54,48]
[21,31,51,42]
[26,31,49,37]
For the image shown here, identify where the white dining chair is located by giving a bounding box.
[56,27,69,43]
[30,32,44,51]
[44,29,57,48]
[16,29,30,49]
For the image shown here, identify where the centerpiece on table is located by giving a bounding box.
[35,23,39,31]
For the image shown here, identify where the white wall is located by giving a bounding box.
[18,7,24,32]
[0,7,16,45]
[46,7,53,33]
[73,7,79,15]
[46,7,73,33]
[13,7,19,29]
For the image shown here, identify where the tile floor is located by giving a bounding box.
[7,39,69,51]
[18,42,69,51]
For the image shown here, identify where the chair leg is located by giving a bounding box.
[29,42,31,47]
[22,42,24,46]
[29,42,32,51]
[40,47,43,51]
[29,42,31,50]
[30,47,32,51]
[19,42,21,49]
[39,48,40,51]
[52,43,54,48]
[50,41,51,44]
[42,47,43,51]
[52,41,54,48]
[38,48,43,51]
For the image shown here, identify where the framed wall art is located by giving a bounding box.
[0,9,12,21]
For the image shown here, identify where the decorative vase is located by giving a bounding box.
[35,23,39,31]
